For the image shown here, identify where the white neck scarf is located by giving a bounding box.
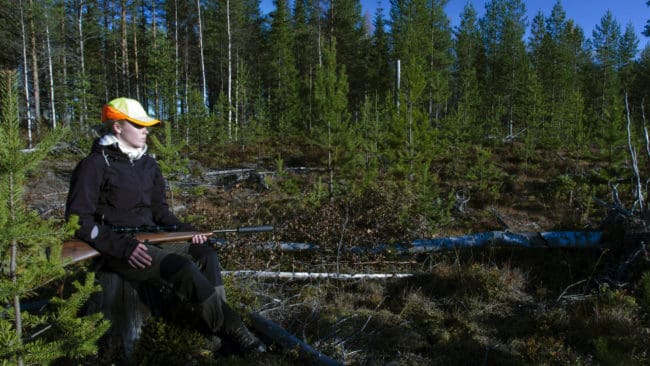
[98,134,147,161]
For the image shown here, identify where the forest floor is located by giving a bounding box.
[28,141,650,365]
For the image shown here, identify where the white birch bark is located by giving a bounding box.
[173,0,180,123]
[223,270,413,280]
[60,3,68,126]
[625,93,644,210]
[642,100,650,158]
[196,0,207,108]
[120,0,129,94]
[227,0,233,139]
[132,7,140,102]
[45,16,56,128]
[19,0,33,148]
[77,0,87,126]
[153,0,160,117]
[28,0,41,123]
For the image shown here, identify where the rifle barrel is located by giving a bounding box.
[213,225,274,234]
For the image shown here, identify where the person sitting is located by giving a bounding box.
[65,97,265,353]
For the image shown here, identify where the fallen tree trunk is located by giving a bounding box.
[407,231,604,253]
[346,231,604,255]
[248,312,342,366]
[223,270,412,280]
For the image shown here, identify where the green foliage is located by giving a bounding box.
[131,318,206,366]
[47,272,111,361]
[465,146,504,203]
[0,70,108,364]
[222,274,260,314]
[305,176,328,208]
[151,120,189,180]
[267,0,301,139]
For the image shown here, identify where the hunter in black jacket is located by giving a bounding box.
[65,137,191,259]
[65,97,265,353]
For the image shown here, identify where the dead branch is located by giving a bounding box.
[625,93,644,211]
[642,97,649,158]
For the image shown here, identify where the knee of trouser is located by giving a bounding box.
[160,253,190,282]
[189,244,223,286]
[190,245,222,268]
[162,254,214,303]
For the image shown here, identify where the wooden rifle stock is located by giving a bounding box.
[60,225,274,265]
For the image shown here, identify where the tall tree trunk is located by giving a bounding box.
[60,0,68,126]
[173,0,180,123]
[133,6,140,102]
[28,0,41,124]
[121,0,129,96]
[153,0,160,118]
[77,0,87,126]
[45,17,56,128]
[227,0,232,139]
[101,0,109,100]
[196,0,207,108]
[19,0,33,148]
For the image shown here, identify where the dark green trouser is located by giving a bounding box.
[103,242,227,332]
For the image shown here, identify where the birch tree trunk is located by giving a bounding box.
[120,0,129,95]
[132,6,140,102]
[19,0,33,148]
[227,0,233,139]
[153,0,160,117]
[28,0,41,124]
[60,3,68,126]
[77,0,87,126]
[196,0,207,108]
[45,16,56,128]
[101,0,109,100]
[173,0,180,122]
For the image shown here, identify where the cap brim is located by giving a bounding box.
[124,115,161,127]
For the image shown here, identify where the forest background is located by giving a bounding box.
[3,0,650,364]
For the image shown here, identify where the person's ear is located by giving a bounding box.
[112,121,122,134]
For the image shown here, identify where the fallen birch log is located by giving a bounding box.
[248,312,342,366]
[223,270,413,280]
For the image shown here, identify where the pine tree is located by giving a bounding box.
[313,37,352,198]
[324,0,369,111]
[618,22,639,91]
[479,0,530,140]
[591,10,624,159]
[292,0,316,132]
[267,0,301,139]
[452,3,483,142]
[367,6,391,100]
[150,120,188,214]
[0,70,109,365]
[644,0,650,37]
[631,45,650,111]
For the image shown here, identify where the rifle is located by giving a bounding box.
[60,225,274,265]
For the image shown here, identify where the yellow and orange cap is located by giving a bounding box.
[101,97,160,127]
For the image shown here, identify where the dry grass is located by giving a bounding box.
[31,141,650,365]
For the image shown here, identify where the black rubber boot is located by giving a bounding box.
[222,303,266,353]
[227,323,266,353]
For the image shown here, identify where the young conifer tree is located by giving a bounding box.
[150,119,188,213]
[0,70,109,365]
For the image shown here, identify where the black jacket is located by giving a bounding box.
[65,138,191,259]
